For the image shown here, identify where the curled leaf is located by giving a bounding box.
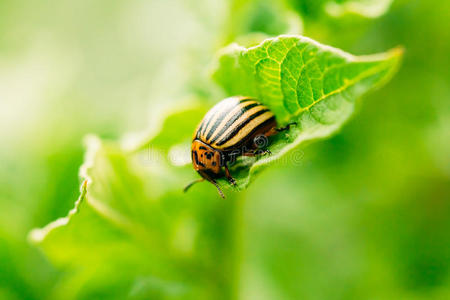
[213,35,402,188]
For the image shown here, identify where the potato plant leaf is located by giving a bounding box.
[213,35,402,188]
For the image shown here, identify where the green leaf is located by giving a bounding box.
[29,114,241,299]
[213,35,402,188]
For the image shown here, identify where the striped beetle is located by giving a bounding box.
[184,96,295,198]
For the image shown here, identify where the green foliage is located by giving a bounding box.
[213,35,401,187]
[1,0,449,299]
[30,133,240,300]
[28,34,401,299]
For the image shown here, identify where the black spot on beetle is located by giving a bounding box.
[199,146,207,150]
[193,151,199,163]
[212,162,216,166]
[193,151,205,167]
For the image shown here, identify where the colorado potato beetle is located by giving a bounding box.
[184,96,295,198]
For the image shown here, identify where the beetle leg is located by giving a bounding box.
[187,172,225,198]
[242,150,257,157]
[275,122,297,132]
[210,179,225,198]
[260,149,272,155]
[224,164,236,186]
[201,172,226,198]
[243,149,271,157]
[266,122,297,136]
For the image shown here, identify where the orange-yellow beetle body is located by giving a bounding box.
[185,96,294,198]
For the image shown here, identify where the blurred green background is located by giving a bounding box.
[0,0,449,299]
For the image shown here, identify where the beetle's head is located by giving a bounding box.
[191,140,221,174]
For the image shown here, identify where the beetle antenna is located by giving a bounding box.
[183,178,225,198]
[183,178,205,193]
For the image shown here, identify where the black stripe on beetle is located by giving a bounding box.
[215,108,270,146]
[207,102,260,142]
